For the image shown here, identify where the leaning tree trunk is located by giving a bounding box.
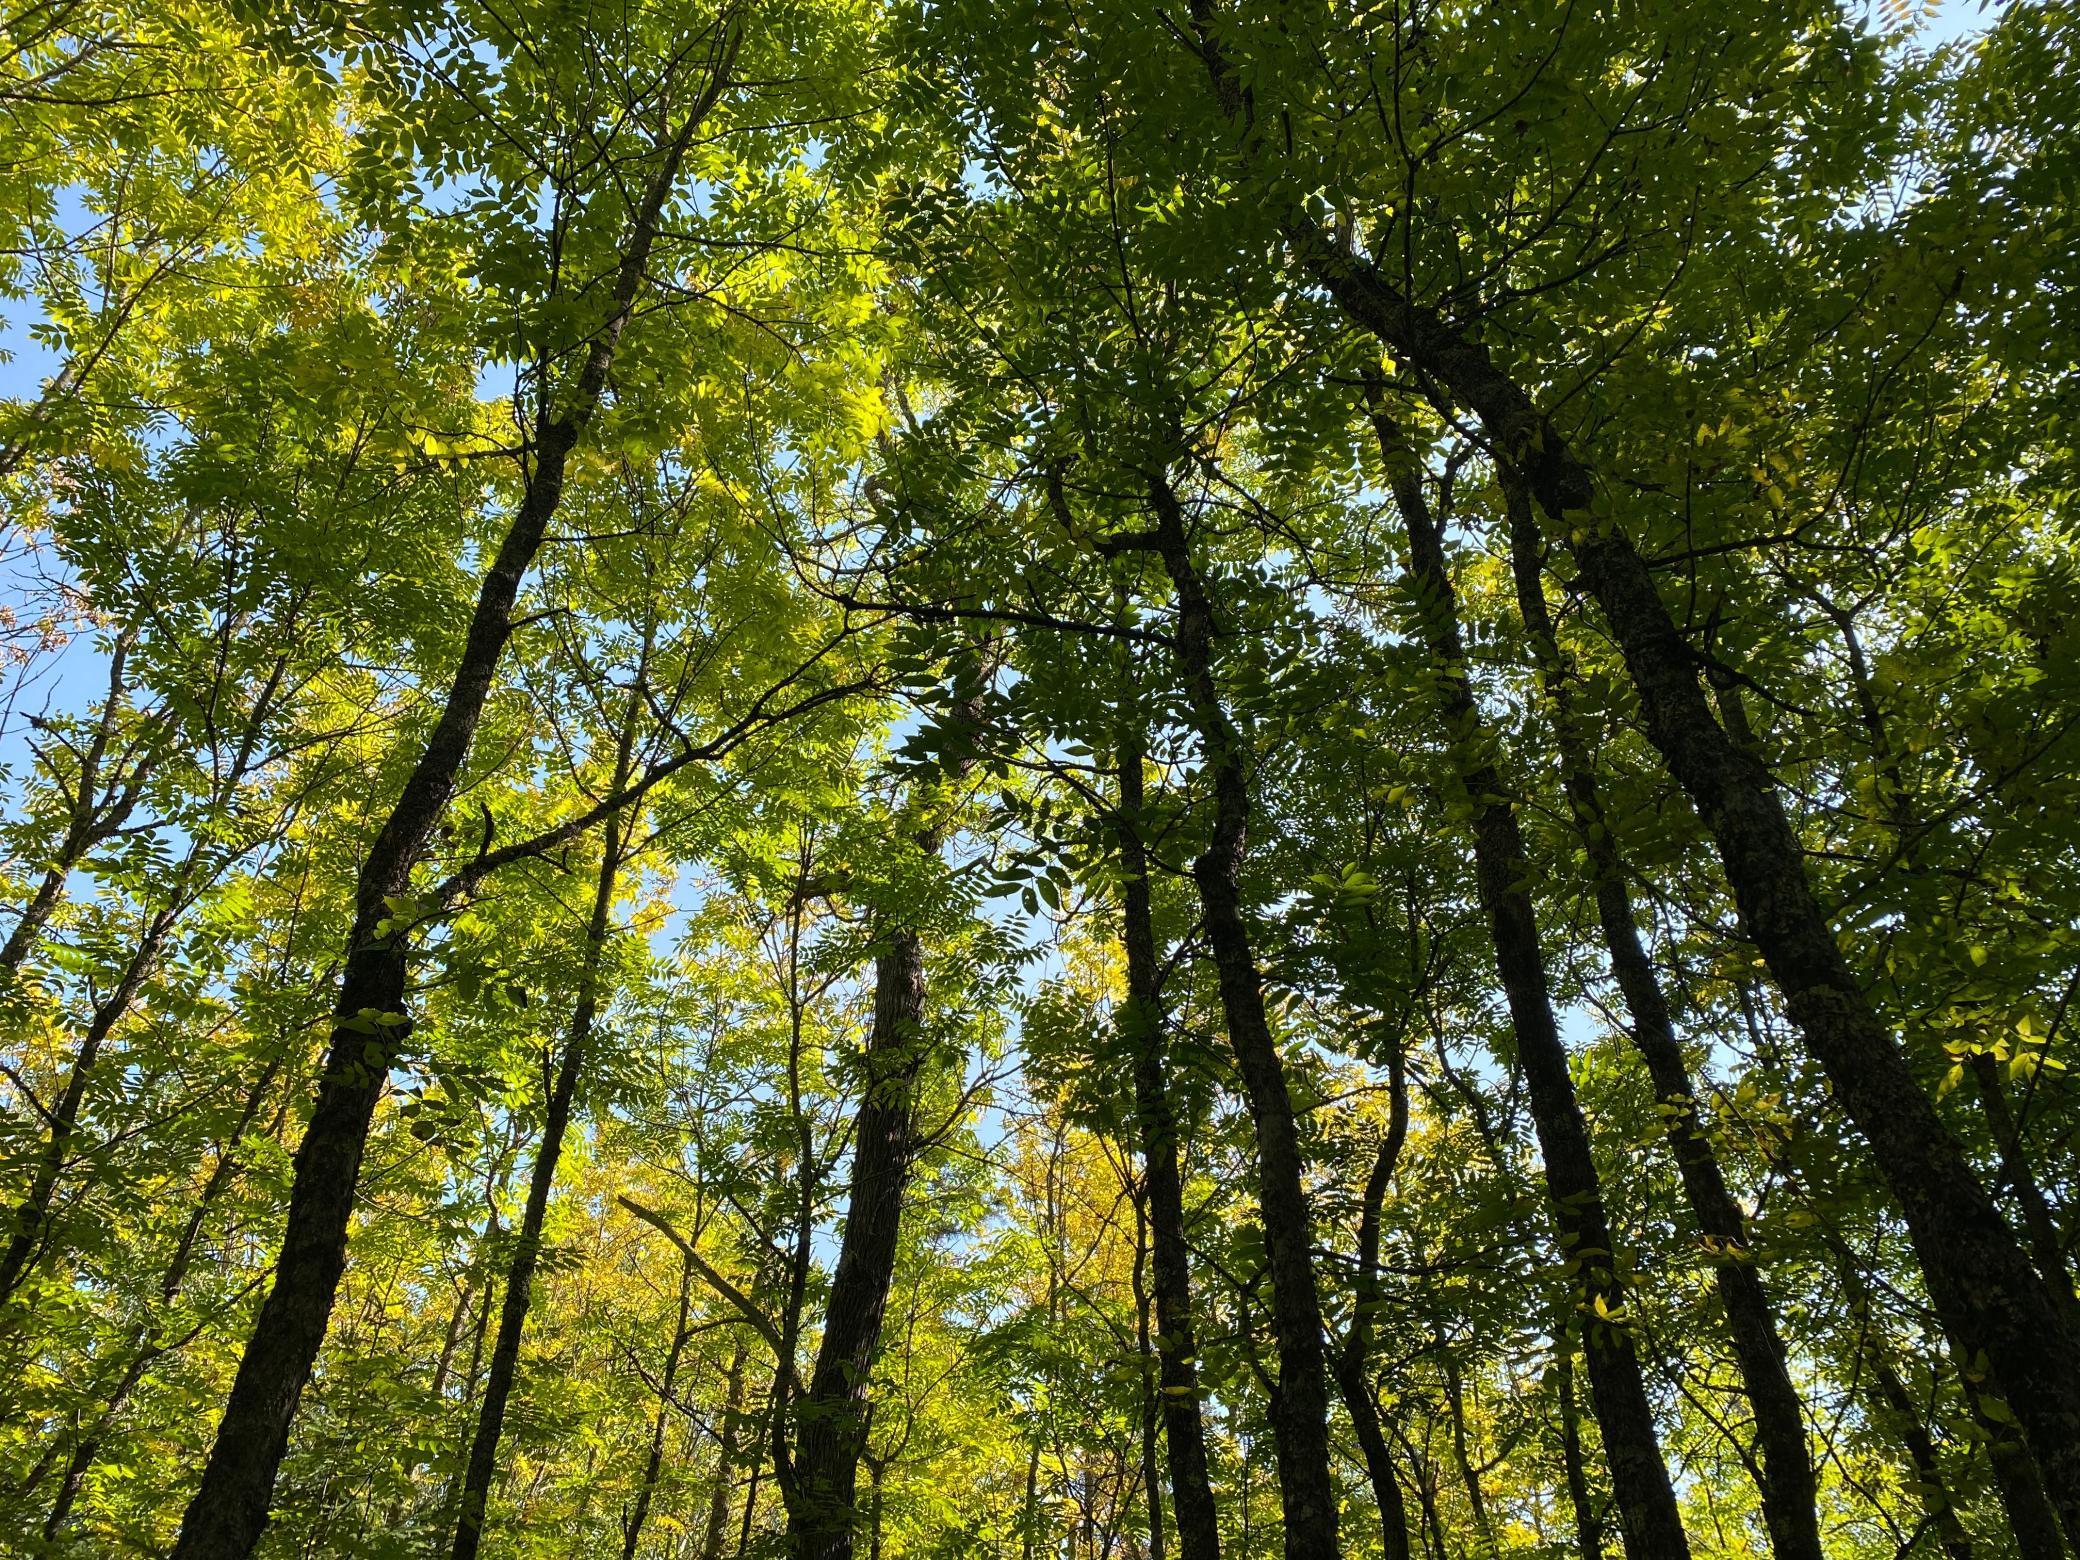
[449,711,639,1560]
[167,86,720,1560]
[1114,695,1223,1560]
[1125,470,1341,1560]
[1367,401,1690,1559]
[0,895,183,1300]
[1503,481,1823,1560]
[39,1047,286,1540]
[0,624,155,988]
[624,1251,698,1560]
[1254,171,2080,1542]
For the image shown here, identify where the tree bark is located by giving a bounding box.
[450,721,638,1560]
[1132,1196,1167,1560]
[1132,469,1341,1560]
[168,83,720,1559]
[1869,1350,1976,1560]
[1114,701,1222,1560]
[1368,399,1690,1559]
[1967,1052,2078,1328]
[1504,483,1823,1560]
[1441,1351,1495,1549]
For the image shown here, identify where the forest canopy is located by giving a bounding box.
[1,0,2077,1556]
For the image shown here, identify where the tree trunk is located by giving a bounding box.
[788,654,987,1560]
[1114,700,1222,1560]
[1368,399,1690,1559]
[624,1254,697,1560]
[0,896,182,1300]
[1332,1039,1414,1560]
[1134,469,1340,1560]
[0,624,153,987]
[700,1342,752,1560]
[787,927,929,1560]
[1556,1326,1606,1560]
[1276,201,2080,1547]
[168,90,717,1560]
[1441,1351,1495,1549]
[1967,1052,2078,1327]
[451,732,637,1560]
[1132,1199,1167,1560]
[39,1048,286,1538]
[1505,484,1823,1560]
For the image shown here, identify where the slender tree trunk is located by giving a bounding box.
[700,1342,752,1560]
[167,88,721,1560]
[1272,201,2080,1547]
[1367,399,1690,1558]
[451,732,638,1560]
[1866,1353,1975,1560]
[1408,1438,1450,1560]
[1967,1052,2077,1325]
[1441,1352,1495,1550]
[1505,484,1823,1560]
[625,1254,697,1560]
[1132,1208,1166,1560]
[38,1048,286,1537]
[1114,697,1221,1560]
[0,896,182,1300]
[1556,1326,1606,1560]
[1021,1434,1044,1560]
[1332,1038,1414,1560]
[1978,1393,2068,1560]
[383,1279,476,1530]
[1129,469,1340,1560]
[741,1389,773,1553]
[0,626,152,987]
[439,1235,500,1545]
[865,1457,889,1560]
[1821,1230,1977,1560]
